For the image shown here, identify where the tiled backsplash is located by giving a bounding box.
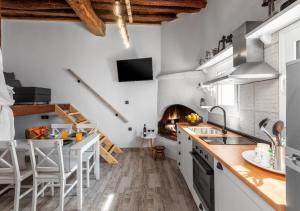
[207,33,281,141]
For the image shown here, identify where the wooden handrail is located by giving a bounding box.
[66,68,129,123]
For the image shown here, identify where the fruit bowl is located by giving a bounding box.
[186,113,202,126]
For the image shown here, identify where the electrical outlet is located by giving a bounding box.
[41,115,49,119]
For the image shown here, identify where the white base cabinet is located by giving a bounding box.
[214,159,275,211]
[177,127,206,211]
[177,127,186,173]
[182,134,193,191]
[178,128,275,211]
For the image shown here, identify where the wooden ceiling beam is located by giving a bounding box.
[92,0,207,9]
[2,0,70,10]
[3,10,175,23]
[3,0,207,10]
[66,0,106,36]
[2,1,201,15]
[2,9,77,18]
[3,15,80,22]
[1,0,207,25]
[2,15,162,24]
[130,5,200,15]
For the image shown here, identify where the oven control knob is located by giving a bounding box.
[199,203,204,210]
[200,150,203,154]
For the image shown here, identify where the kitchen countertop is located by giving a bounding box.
[179,123,286,211]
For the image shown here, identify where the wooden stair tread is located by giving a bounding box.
[108,145,116,154]
[68,112,80,116]
[100,147,118,164]
[54,104,123,165]
[77,120,89,124]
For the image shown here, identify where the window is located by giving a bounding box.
[215,71,237,106]
[217,84,236,106]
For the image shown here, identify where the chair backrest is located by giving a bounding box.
[0,140,20,178]
[76,123,98,135]
[51,124,73,138]
[28,139,64,178]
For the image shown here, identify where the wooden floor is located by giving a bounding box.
[0,148,197,211]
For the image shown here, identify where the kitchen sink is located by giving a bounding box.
[187,127,224,135]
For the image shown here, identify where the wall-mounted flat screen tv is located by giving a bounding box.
[117,57,153,82]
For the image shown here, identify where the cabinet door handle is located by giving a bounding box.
[217,162,223,170]
[179,152,181,155]
[179,141,181,145]
[199,203,203,210]
[178,162,181,166]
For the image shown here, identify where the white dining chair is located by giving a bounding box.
[28,139,77,211]
[0,140,32,211]
[51,124,73,138]
[76,123,98,188]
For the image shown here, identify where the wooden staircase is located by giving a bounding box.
[54,104,123,164]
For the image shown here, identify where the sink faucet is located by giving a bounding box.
[209,106,227,134]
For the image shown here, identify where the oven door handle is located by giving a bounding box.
[190,152,214,175]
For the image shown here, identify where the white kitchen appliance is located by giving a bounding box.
[286,58,300,211]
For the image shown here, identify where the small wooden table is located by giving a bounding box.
[140,133,156,147]
[140,133,156,156]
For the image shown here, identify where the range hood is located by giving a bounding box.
[203,21,279,86]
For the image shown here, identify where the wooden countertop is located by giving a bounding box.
[179,123,286,211]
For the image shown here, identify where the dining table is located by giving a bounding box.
[15,133,100,210]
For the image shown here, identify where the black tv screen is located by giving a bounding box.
[117,58,153,82]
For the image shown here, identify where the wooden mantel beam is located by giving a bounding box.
[65,0,105,36]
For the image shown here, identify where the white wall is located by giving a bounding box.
[2,20,161,148]
[161,0,285,74]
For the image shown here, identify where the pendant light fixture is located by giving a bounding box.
[114,0,130,48]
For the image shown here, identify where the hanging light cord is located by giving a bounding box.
[114,0,130,48]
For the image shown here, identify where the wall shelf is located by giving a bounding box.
[156,70,202,80]
[247,0,300,39]
[11,104,70,117]
[196,46,233,71]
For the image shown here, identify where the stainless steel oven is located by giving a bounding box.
[190,142,214,211]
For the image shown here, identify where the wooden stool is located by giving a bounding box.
[153,145,166,160]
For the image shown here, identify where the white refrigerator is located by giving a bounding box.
[286,59,300,211]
